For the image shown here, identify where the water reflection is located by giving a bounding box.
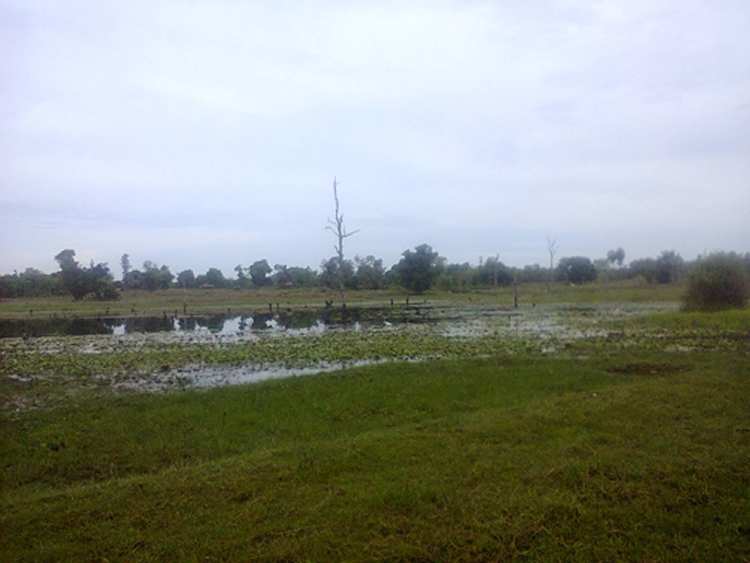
[0,307,410,338]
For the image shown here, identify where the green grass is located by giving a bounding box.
[0,281,686,318]
[0,287,407,318]
[2,352,749,561]
[630,307,750,331]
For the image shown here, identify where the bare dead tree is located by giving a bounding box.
[326,177,359,305]
[546,235,558,292]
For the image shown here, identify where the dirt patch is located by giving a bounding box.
[606,362,692,376]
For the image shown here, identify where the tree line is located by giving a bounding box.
[2,245,748,301]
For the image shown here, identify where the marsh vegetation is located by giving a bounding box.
[1,284,748,560]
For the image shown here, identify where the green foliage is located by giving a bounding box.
[176,269,196,288]
[354,255,386,289]
[248,260,272,287]
[319,256,355,289]
[514,263,549,283]
[629,257,658,282]
[682,252,748,311]
[6,248,746,296]
[477,256,513,286]
[655,250,685,284]
[54,249,77,271]
[120,254,131,281]
[437,258,513,290]
[285,266,319,288]
[606,247,625,266]
[233,265,251,288]
[632,250,686,284]
[53,249,119,301]
[123,262,173,291]
[625,307,750,331]
[436,262,474,291]
[271,264,319,288]
[0,269,64,298]
[394,244,444,293]
[556,256,597,284]
[197,268,228,288]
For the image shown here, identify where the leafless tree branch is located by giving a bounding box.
[326,177,360,303]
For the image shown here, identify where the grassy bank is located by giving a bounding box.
[2,351,749,561]
[0,281,686,318]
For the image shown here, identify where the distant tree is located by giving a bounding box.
[177,269,196,288]
[248,260,272,287]
[120,254,131,282]
[54,249,77,271]
[629,257,658,283]
[436,262,474,291]
[139,261,173,291]
[325,177,359,302]
[395,244,444,293]
[54,249,87,299]
[140,262,159,291]
[594,258,611,280]
[272,264,293,287]
[0,268,64,298]
[198,268,227,288]
[123,270,142,290]
[683,252,748,311]
[268,264,317,288]
[655,250,685,284]
[87,262,119,300]
[556,256,597,284]
[607,247,625,267]
[320,256,355,290]
[354,255,386,289]
[158,265,174,289]
[286,266,318,288]
[477,255,512,287]
[54,249,118,300]
[234,265,251,288]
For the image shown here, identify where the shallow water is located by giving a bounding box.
[0,307,434,339]
[110,359,400,392]
[1,302,690,409]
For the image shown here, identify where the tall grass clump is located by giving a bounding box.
[682,252,748,311]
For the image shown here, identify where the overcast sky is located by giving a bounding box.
[1,0,748,276]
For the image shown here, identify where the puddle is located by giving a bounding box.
[109,359,402,392]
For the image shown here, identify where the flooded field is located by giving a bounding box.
[4,300,748,412]
[0,307,420,339]
[4,303,716,419]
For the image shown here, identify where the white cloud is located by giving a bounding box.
[1,0,748,274]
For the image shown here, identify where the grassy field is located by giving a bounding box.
[2,351,749,561]
[0,280,687,318]
[1,289,748,561]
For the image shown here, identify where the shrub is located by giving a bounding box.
[682,253,748,311]
[555,256,597,284]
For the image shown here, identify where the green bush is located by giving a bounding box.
[682,253,748,311]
